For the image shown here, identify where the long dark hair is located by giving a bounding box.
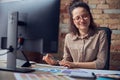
[68,0,97,35]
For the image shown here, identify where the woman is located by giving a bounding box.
[43,1,108,69]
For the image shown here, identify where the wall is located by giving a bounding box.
[59,0,120,70]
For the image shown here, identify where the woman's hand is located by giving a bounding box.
[59,61,76,68]
[42,54,57,65]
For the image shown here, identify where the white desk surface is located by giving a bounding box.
[0,60,120,80]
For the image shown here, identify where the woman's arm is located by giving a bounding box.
[42,54,58,65]
[59,60,96,69]
[94,30,108,69]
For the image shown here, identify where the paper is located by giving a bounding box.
[0,49,8,61]
[96,77,115,80]
[14,73,75,80]
[35,63,67,69]
[33,68,62,73]
[78,69,120,75]
[33,68,95,78]
[61,69,95,78]
[96,74,120,79]
[68,72,94,78]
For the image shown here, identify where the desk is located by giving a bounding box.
[0,61,93,80]
[0,61,120,80]
[0,69,77,80]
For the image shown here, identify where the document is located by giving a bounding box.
[0,49,7,61]
[96,74,120,79]
[68,72,95,78]
[61,69,95,79]
[33,67,95,79]
[14,73,75,80]
[35,63,67,69]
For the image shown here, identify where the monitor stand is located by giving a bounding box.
[0,12,35,73]
[0,46,35,73]
[0,67,35,73]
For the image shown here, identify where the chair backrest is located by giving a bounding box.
[98,27,112,70]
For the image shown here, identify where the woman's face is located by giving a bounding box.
[72,7,90,31]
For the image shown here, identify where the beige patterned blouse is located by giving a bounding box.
[62,28,108,69]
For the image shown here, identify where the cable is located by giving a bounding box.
[17,34,24,50]
[0,46,14,56]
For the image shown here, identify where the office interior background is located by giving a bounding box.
[0,0,120,70]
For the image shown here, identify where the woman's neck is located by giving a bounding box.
[79,29,89,36]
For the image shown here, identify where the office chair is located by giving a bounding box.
[98,27,112,70]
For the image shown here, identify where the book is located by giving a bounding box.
[96,74,120,80]
[67,71,96,79]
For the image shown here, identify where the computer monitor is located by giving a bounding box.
[0,0,60,72]
[0,0,60,53]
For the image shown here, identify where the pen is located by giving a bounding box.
[92,72,96,79]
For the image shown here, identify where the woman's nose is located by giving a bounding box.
[80,17,84,22]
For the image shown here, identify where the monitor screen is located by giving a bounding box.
[0,0,60,53]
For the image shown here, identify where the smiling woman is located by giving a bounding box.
[72,7,90,37]
[43,0,108,70]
